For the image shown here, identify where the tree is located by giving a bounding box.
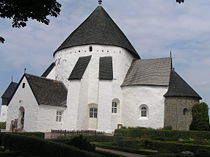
[0,0,61,43]
[0,0,185,43]
[190,102,210,131]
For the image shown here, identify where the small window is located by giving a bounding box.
[89,107,97,118]
[140,105,148,117]
[112,102,118,113]
[56,111,63,122]
[183,108,188,115]
[22,83,25,88]
[89,46,93,52]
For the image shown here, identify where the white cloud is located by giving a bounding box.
[0,0,210,107]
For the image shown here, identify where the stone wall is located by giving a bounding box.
[164,97,199,130]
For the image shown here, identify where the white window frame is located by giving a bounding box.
[56,110,63,122]
[140,105,148,118]
[112,101,118,113]
[89,107,97,118]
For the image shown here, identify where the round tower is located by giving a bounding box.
[53,6,140,132]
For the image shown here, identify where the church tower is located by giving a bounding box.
[53,5,139,132]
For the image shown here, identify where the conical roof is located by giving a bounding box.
[164,70,201,99]
[54,6,140,59]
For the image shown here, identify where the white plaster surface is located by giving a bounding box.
[6,44,169,133]
[56,45,134,133]
[0,105,8,122]
[46,67,55,79]
[6,77,39,132]
[122,86,168,129]
[37,105,65,132]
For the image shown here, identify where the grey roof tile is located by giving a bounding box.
[99,56,113,80]
[25,74,67,107]
[122,58,172,86]
[54,6,140,59]
[69,56,91,80]
[1,82,18,105]
[164,70,201,99]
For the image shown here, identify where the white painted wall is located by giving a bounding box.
[37,105,66,132]
[6,77,39,132]
[5,44,169,133]
[122,86,168,129]
[55,44,134,132]
[46,67,55,80]
[97,81,113,133]
[54,45,134,88]
[0,105,8,122]
[63,81,81,130]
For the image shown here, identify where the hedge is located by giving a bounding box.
[0,151,20,157]
[148,153,194,157]
[52,135,95,151]
[142,139,210,154]
[93,142,157,155]
[114,128,210,140]
[0,122,6,129]
[95,150,126,157]
[9,132,45,138]
[53,135,131,144]
[0,133,102,157]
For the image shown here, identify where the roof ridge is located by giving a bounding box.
[53,6,140,58]
[24,73,63,84]
[137,57,171,61]
[164,70,201,99]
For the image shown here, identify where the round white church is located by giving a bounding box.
[2,5,201,133]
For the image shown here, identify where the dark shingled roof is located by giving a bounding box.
[41,63,55,77]
[99,56,113,80]
[164,70,202,99]
[25,74,67,107]
[122,58,172,86]
[69,56,91,80]
[1,82,18,105]
[54,6,140,59]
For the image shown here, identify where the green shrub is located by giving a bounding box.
[141,139,210,154]
[93,142,157,155]
[163,126,172,130]
[195,149,210,157]
[190,102,210,131]
[114,128,210,140]
[0,133,101,157]
[114,138,142,149]
[55,135,128,143]
[148,153,176,157]
[10,132,45,138]
[62,135,95,151]
[95,150,126,157]
[148,153,194,157]
[0,151,20,157]
[0,122,6,129]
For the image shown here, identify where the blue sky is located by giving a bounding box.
[0,0,210,110]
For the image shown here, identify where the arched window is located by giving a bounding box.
[112,99,120,113]
[112,102,117,113]
[183,108,188,115]
[140,105,148,117]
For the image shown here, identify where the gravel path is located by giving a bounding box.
[96,147,146,157]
